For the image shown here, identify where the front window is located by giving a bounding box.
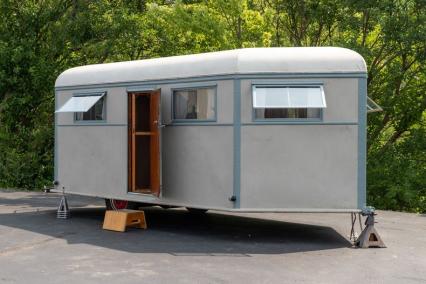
[75,96,106,121]
[173,87,216,120]
[55,92,106,121]
[253,85,326,120]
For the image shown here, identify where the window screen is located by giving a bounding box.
[173,87,215,120]
[253,86,326,119]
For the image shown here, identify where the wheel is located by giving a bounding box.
[105,199,139,210]
[160,205,177,209]
[186,207,208,214]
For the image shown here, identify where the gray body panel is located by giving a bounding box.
[237,78,360,210]
[240,125,357,209]
[57,126,127,199]
[162,126,234,209]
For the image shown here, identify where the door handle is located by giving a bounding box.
[154,120,166,128]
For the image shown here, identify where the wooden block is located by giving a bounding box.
[103,209,147,232]
[125,210,147,229]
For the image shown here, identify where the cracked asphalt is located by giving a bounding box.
[0,190,425,284]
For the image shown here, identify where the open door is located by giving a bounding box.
[128,90,161,196]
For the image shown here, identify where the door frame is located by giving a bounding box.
[127,89,162,197]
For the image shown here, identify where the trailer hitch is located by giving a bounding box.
[43,180,59,193]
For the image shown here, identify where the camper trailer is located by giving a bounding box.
[54,47,374,213]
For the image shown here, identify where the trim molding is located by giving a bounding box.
[126,85,157,92]
[49,188,362,213]
[54,91,58,182]
[242,121,358,126]
[358,78,367,209]
[233,79,241,208]
[57,123,127,127]
[56,122,356,127]
[251,80,325,86]
[167,123,233,126]
[55,72,368,91]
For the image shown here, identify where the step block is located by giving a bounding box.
[103,209,147,232]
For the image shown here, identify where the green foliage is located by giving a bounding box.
[0,0,425,212]
[368,114,426,212]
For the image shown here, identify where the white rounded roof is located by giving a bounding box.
[55,47,366,88]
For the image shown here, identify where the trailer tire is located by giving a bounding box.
[105,199,139,210]
[186,208,208,214]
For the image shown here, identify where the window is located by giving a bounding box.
[75,96,106,121]
[253,86,326,120]
[367,96,383,113]
[55,92,106,121]
[173,87,215,120]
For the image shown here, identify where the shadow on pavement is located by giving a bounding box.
[0,192,102,209]
[0,195,352,255]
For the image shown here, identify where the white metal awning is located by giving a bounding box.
[55,93,105,113]
[367,96,383,113]
[253,86,326,108]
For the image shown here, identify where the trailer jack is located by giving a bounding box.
[355,209,386,248]
[56,187,70,219]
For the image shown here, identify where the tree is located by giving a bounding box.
[0,0,424,212]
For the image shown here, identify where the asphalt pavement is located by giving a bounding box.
[0,190,425,284]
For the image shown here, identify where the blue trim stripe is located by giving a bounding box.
[57,123,236,127]
[233,79,241,208]
[168,82,218,89]
[57,123,127,127]
[54,91,58,181]
[168,123,233,126]
[358,78,367,209]
[250,81,325,86]
[242,122,358,126]
[57,122,357,127]
[55,72,367,91]
[126,85,157,92]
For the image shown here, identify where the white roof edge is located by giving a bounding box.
[55,47,367,88]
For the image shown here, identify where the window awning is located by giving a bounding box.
[367,96,383,113]
[55,93,105,113]
[253,86,326,108]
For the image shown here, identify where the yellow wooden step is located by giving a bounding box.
[102,209,147,232]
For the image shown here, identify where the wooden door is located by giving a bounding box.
[128,90,161,196]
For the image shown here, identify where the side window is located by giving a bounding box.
[173,87,216,120]
[56,92,106,122]
[252,86,326,120]
[74,95,106,121]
